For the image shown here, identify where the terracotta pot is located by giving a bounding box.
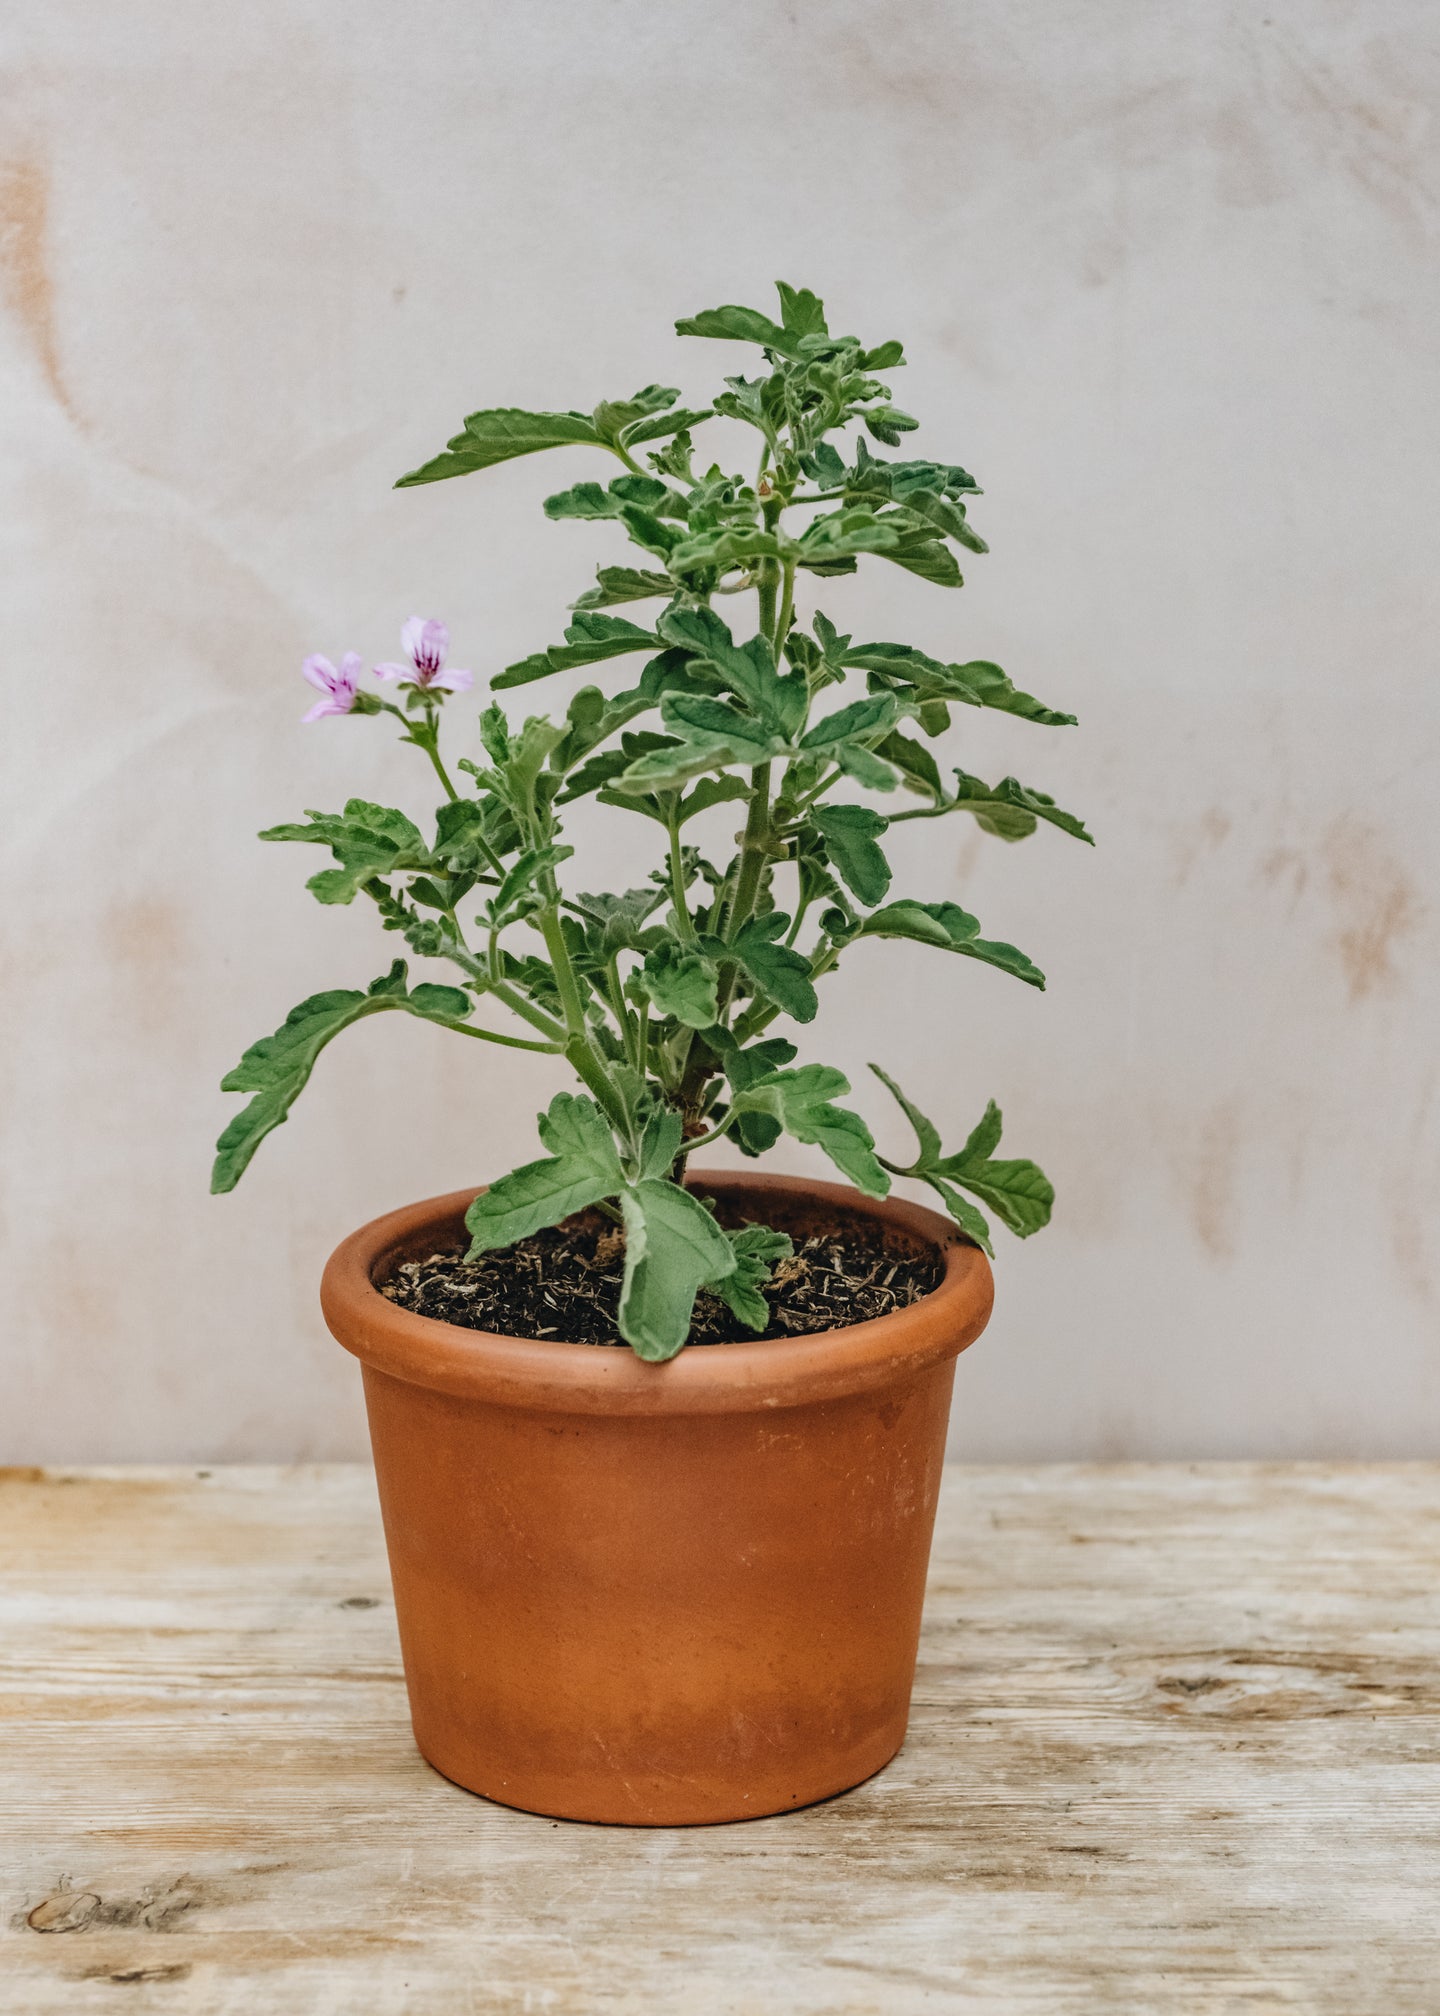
[321,1169,993,1826]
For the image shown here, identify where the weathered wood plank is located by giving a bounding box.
[2,1463,1437,2013]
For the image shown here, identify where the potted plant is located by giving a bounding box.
[213,283,1087,1825]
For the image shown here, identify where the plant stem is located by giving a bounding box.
[537,904,628,1131]
[666,810,696,941]
[422,732,459,803]
[438,1017,563,1054]
[680,1109,740,1156]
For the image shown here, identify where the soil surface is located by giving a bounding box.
[379,1207,943,1348]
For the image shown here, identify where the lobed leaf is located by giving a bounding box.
[212,963,471,1193]
[702,1223,794,1331]
[811,804,892,906]
[465,1093,625,1252]
[738,1063,890,1196]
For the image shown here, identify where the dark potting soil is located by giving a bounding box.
[379,1207,944,1348]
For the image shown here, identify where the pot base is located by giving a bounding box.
[413,1727,906,1828]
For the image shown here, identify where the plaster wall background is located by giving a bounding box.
[4,0,1437,1462]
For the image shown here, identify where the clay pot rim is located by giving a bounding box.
[321,1167,994,1415]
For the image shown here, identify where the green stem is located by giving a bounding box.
[437,1017,563,1054]
[422,732,459,803]
[774,556,796,654]
[666,809,696,942]
[680,1109,740,1156]
[537,904,628,1131]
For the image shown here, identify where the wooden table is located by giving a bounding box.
[2,1465,1436,2013]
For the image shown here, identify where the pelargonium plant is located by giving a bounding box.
[213,283,1089,1360]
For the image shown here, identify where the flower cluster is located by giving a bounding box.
[301,618,471,721]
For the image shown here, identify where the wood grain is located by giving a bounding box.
[2,1464,1436,2013]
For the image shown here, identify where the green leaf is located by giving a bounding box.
[926,1177,995,1255]
[956,1098,1004,1164]
[844,642,1076,727]
[674,301,809,360]
[677,773,751,824]
[617,1180,737,1360]
[211,962,470,1193]
[856,901,1046,989]
[835,743,900,791]
[933,1101,1054,1239]
[860,339,906,371]
[863,406,920,447]
[869,1063,942,1165]
[572,566,676,609]
[703,1223,793,1331]
[657,604,807,738]
[592,385,679,447]
[776,282,829,339]
[396,407,601,488]
[666,522,787,575]
[637,1105,685,1180]
[800,695,896,750]
[465,1093,625,1252]
[874,730,944,800]
[571,885,665,955]
[951,771,1094,844]
[259,800,430,906]
[496,613,659,690]
[621,405,715,446]
[739,1063,889,1196]
[660,693,785,761]
[545,475,682,520]
[640,942,721,1028]
[489,843,573,917]
[731,913,818,1023]
[878,522,964,587]
[811,804,892,906]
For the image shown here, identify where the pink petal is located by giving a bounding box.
[301,695,345,722]
[302,653,338,693]
[336,651,364,686]
[373,661,408,682]
[430,667,474,693]
[401,615,449,674]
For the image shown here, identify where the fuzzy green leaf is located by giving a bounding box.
[869,1063,942,1165]
[855,900,1046,989]
[929,1097,1054,1239]
[951,771,1094,844]
[800,695,897,750]
[212,963,470,1193]
[496,613,659,690]
[845,642,1076,727]
[622,405,714,446]
[396,407,601,488]
[739,1063,889,1196]
[874,730,944,799]
[731,913,818,1023]
[572,566,677,610]
[656,606,806,738]
[702,1223,793,1331]
[259,800,430,906]
[465,1093,625,1252]
[640,943,721,1029]
[617,1180,738,1360]
[811,804,892,906]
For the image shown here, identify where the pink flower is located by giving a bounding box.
[301,651,364,722]
[375,616,473,694]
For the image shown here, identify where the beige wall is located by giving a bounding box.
[4,1,1437,1462]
